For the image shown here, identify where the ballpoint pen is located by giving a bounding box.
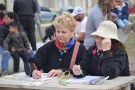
[33,63,41,78]
[75,64,83,75]
[80,70,83,75]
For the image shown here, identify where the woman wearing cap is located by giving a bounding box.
[24,12,86,79]
[72,21,130,79]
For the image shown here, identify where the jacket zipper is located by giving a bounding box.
[98,55,101,70]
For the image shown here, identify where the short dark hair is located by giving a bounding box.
[9,21,20,31]
[5,12,19,22]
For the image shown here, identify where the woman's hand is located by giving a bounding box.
[32,70,42,79]
[102,38,111,51]
[72,65,81,75]
[47,69,62,77]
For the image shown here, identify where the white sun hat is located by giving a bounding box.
[90,20,120,41]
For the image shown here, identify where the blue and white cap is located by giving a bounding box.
[71,7,84,17]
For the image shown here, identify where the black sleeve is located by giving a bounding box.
[25,44,48,76]
[34,0,40,13]
[24,61,35,77]
[100,50,129,79]
[32,0,37,13]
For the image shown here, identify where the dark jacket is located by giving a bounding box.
[112,2,129,20]
[13,0,36,17]
[4,31,30,50]
[24,41,86,76]
[0,24,9,46]
[75,45,130,79]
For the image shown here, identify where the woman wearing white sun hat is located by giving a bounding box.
[72,20,130,79]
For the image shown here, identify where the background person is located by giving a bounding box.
[34,0,44,41]
[72,7,87,44]
[13,0,37,51]
[84,0,117,49]
[111,0,135,33]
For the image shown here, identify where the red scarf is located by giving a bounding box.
[55,38,75,51]
[55,39,64,50]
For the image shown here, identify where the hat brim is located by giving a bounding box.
[71,12,84,17]
[90,31,120,42]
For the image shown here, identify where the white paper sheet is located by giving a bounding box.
[65,76,100,83]
[23,82,47,86]
[29,73,53,81]
[9,72,53,81]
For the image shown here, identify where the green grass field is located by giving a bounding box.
[129,16,135,22]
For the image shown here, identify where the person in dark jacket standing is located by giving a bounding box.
[24,12,86,79]
[13,0,37,51]
[72,21,130,79]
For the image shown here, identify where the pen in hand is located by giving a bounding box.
[74,64,83,75]
[80,70,83,75]
[33,63,41,78]
[33,63,38,70]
